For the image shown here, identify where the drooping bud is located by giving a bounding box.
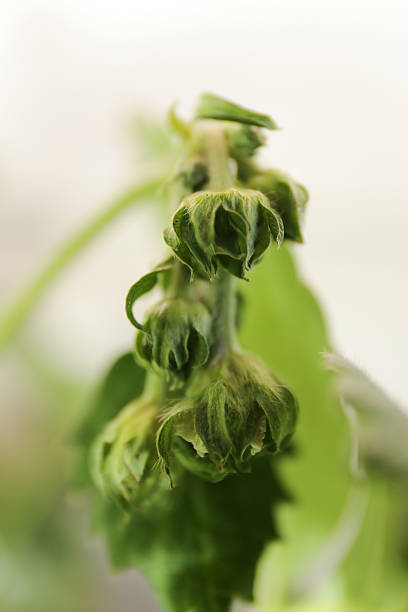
[164,188,284,280]
[157,352,298,483]
[248,169,309,243]
[226,124,265,161]
[225,124,265,183]
[135,298,212,387]
[91,399,162,509]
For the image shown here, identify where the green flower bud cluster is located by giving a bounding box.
[90,94,307,508]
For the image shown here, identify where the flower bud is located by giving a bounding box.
[91,399,161,509]
[157,352,298,483]
[164,188,284,280]
[135,298,212,387]
[248,169,308,243]
[226,124,265,161]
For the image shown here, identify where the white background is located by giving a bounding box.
[1,2,407,400]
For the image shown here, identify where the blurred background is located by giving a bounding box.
[1,1,407,610]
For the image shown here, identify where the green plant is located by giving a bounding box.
[2,94,408,612]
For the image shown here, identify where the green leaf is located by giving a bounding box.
[196,93,278,130]
[338,476,408,611]
[239,246,352,608]
[323,354,408,609]
[125,261,173,330]
[95,455,289,612]
[241,250,408,611]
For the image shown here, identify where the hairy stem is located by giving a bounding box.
[212,268,239,357]
[0,177,163,350]
[203,124,238,357]
[203,123,233,191]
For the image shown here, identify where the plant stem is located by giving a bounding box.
[203,124,233,191]
[142,369,166,403]
[212,268,239,357]
[202,124,238,358]
[168,260,189,299]
[0,177,163,351]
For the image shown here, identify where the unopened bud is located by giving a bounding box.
[91,399,162,508]
[164,188,284,279]
[248,169,308,243]
[157,352,298,483]
[135,298,211,387]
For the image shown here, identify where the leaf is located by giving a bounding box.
[323,354,408,609]
[338,476,408,611]
[239,246,353,608]
[242,248,408,611]
[95,455,289,612]
[125,261,173,330]
[129,112,178,162]
[195,93,278,130]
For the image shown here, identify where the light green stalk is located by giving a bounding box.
[0,177,163,351]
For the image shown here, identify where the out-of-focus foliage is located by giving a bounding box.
[0,349,100,612]
[239,247,408,611]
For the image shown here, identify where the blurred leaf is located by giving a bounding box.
[323,354,408,609]
[239,246,352,607]
[0,349,99,611]
[129,114,177,157]
[338,476,408,611]
[241,249,408,611]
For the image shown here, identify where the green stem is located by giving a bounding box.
[0,177,163,351]
[202,124,238,357]
[212,269,239,357]
[168,260,189,299]
[203,124,233,191]
[141,369,166,403]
